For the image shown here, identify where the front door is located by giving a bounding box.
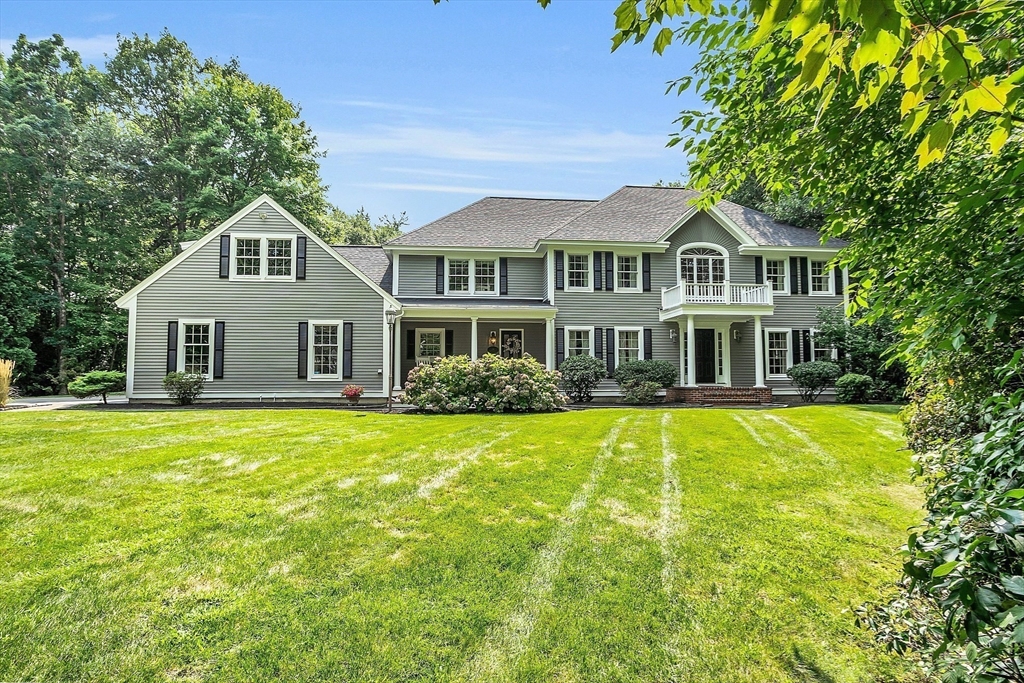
[500,329,524,358]
[694,328,717,384]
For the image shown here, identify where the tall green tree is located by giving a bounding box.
[321,206,408,245]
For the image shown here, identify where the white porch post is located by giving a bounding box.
[686,314,696,386]
[393,318,403,391]
[754,314,765,387]
[470,317,479,359]
[545,317,555,370]
[677,321,686,387]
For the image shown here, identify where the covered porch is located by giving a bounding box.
[662,310,774,389]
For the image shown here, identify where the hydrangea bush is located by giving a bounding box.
[404,354,567,414]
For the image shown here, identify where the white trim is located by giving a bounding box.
[499,328,525,359]
[764,327,793,379]
[655,206,701,242]
[125,298,137,398]
[546,250,556,305]
[676,242,730,285]
[808,258,835,296]
[738,245,841,256]
[613,254,642,293]
[391,252,400,296]
[565,325,595,357]
[444,256,499,297]
[385,244,539,256]
[706,206,759,246]
[177,319,215,379]
[306,319,344,381]
[540,239,671,252]
[613,326,644,367]
[763,256,790,296]
[564,252,593,292]
[415,327,446,364]
[116,194,400,308]
[228,233,297,282]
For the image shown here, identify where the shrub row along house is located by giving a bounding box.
[115,186,847,403]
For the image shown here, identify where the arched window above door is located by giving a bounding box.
[678,243,729,285]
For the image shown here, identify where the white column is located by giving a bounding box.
[686,314,696,386]
[470,317,479,360]
[677,321,686,387]
[545,317,555,370]
[754,314,765,387]
[393,319,403,391]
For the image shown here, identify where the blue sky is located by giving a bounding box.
[1,1,702,228]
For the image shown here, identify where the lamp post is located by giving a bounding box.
[385,308,400,412]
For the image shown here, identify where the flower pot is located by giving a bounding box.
[346,396,360,405]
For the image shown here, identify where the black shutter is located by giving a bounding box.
[594,327,603,359]
[800,257,809,295]
[605,253,614,291]
[219,235,230,278]
[342,322,353,379]
[643,328,653,360]
[296,236,307,280]
[436,256,445,294]
[297,322,308,378]
[555,327,565,368]
[605,328,615,375]
[213,321,225,379]
[444,329,454,356]
[802,329,812,364]
[166,321,178,374]
[593,251,603,290]
[754,256,764,284]
[499,257,508,295]
[834,265,844,295]
[790,257,800,294]
[792,329,801,364]
[642,253,652,292]
[406,329,415,360]
[554,250,564,291]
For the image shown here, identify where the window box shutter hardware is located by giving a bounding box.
[554,251,564,291]
[789,257,800,294]
[593,251,603,290]
[643,328,653,359]
[166,321,178,374]
[213,321,225,379]
[342,322,354,379]
[642,253,652,292]
[799,257,809,295]
[605,253,614,291]
[605,328,615,375]
[754,256,764,285]
[594,327,603,359]
[444,329,454,357]
[499,257,508,295]
[297,322,308,379]
[296,236,307,280]
[406,329,415,360]
[219,235,230,278]
[834,265,844,295]
[555,327,565,368]
[435,256,444,294]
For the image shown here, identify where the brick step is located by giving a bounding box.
[665,386,773,405]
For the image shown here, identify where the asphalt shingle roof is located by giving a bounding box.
[714,200,846,247]
[544,186,701,243]
[332,245,392,291]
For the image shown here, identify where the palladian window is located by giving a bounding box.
[679,246,727,284]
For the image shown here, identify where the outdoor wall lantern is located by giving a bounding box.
[733,328,742,342]
[668,328,678,342]
[488,331,498,346]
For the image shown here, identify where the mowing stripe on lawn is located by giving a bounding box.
[659,412,682,597]
[416,432,515,499]
[731,413,770,447]
[762,413,836,467]
[458,417,629,683]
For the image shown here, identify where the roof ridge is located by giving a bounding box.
[539,187,626,241]
[481,196,596,202]
[386,196,491,246]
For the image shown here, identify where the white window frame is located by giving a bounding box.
[307,319,343,381]
[810,328,838,362]
[566,253,592,292]
[676,242,730,286]
[764,327,793,379]
[415,327,446,364]
[614,253,641,293]
[764,257,789,295]
[565,326,595,357]
[228,234,297,282]
[177,319,215,380]
[809,259,834,296]
[614,326,644,367]
[445,257,498,296]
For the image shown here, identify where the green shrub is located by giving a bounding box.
[0,359,13,409]
[621,379,662,404]
[559,354,607,403]
[68,370,126,404]
[404,354,566,414]
[162,372,206,406]
[835,373,873,404]
[787,361,842,403]
[613,359,678,388]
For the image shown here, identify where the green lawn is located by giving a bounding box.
[0,405,921,682]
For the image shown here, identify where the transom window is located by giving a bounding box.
[474,259,496,292]
[416,328,444,362]
[312,324,339,377]
[267,239,293,277]
[182,323,211,376]
[567,254,590,289]
[616,255,639,291]
[235,239,261,276]
[766,330,790,377]
[765,259,787,292]
[231,235,296,281]
[680,246,727,284]
[446,257,497,295]
[810,260,832,294]
[617,328,641,366]
[567,328,592,357]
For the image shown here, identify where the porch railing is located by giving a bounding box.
[661,282,773,309]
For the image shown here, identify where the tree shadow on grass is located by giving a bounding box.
[782,646,838,683]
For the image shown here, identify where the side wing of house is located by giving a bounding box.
[120,197,392,400]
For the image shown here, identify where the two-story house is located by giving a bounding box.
[116,186,846,403]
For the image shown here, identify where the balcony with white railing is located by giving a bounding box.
[661,281,773,314]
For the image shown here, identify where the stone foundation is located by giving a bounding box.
[665,386,774,405]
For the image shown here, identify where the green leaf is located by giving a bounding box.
[1001,576,1024,596]
[749,0,795,46]
[916,120,954,168]
[1005,489,1024,499]
[977,586,1003,613]
[787,0,824,38]
[653,27,675,54]
[962,76,1015,115]
[837,0,860,22]
[851,27,903,73]
[933,560,959,577]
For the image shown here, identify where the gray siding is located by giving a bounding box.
[396,254,546,299]
[132,202,387,398]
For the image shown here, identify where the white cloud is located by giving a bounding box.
[380,167,496,181]
[356,182,579,198]
[319,125,669,164]
[0,34,118,60]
